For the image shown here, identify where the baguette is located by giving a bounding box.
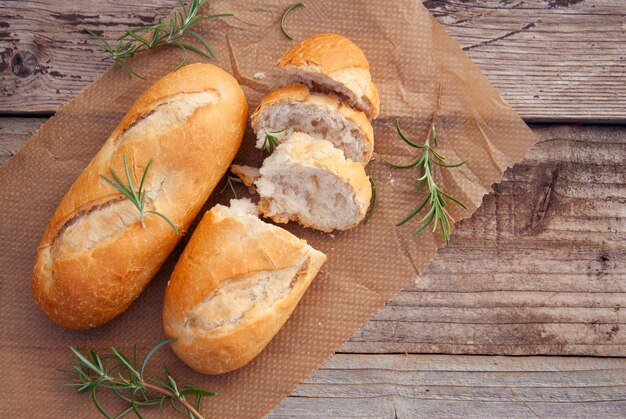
[278,33,380,119]
[32,64,248,330]
[250,85,374,164]
[163,199,326,375]
[233,132,372,232]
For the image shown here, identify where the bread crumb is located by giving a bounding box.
[329,233,335,238]
[253,72,266,80]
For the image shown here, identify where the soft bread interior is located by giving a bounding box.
[117,91,219,145]
[185,263,304,333]
[53,199,140,259]
[181,199,316,335]
[255,133,369,232]
[52,188,164,260]
[284,67,375,118]
[254,97,371,164]
[211,197,258,221]
[257,166,359,232]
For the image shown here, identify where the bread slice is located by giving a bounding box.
[230,164,259,187]
[278,33,380,119]
[250,85,374,164]
[163,199,326,375]
[247,132,372,232]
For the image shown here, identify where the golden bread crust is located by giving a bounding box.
[32,64,248,330]
[163,206,326,374]
[277,33,380,118]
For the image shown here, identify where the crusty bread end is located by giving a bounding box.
[163,199,326,375]
[278,33,380,119]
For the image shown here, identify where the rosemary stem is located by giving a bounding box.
[422,139,435,192]
[387,120,468,243]
[142,382,205,419]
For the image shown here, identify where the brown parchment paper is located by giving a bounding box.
[0,1,537,417]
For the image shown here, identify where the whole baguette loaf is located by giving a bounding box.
[163,199,326,375]
[32,64,248,330]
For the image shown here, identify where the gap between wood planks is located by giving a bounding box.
[0,0,625,120]
[269,353,626,418]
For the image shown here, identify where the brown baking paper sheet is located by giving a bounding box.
[0,1,537,417]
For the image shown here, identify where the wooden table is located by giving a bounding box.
[1,1,625,416]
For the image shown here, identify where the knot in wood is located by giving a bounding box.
[11,51,37,78]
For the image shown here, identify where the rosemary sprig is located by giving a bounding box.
[60,339,213,419]
[100,154,178,234]
[219,171,243,198]
[261,128,286,154]
[85,0,233,79]
[383,120,468,243]
[280,2,306,40]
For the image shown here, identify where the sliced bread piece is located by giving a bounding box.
[253,132,372,232]
[250,85,374,164]
[230,164,259,187]
[163,198,326,375]
[277,33,380,119]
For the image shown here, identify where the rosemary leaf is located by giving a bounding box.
[261,128,286,154]
[123,154,137,202]
[85,0,232,79]
[396,195,430,227]
[101,154,178,234]
[280,2,306,40]
[384,120,468,244]
[219,171,243,199]
[61,339,213,419]
[180,388,216,397]
[186,29,217,57]
[91,387,112,419]
[396,122,425,149]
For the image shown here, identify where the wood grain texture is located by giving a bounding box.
[270,354,626,418]
[342,125,626,356]
[0,117,46,164]
[2,122,624,356]
[0,0,624,120]
[426,0,626,122]
[0,0,179,114]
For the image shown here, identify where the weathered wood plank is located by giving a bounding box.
[2,122,624,356]
[0,0,179,113]
[0,1,624,120]
[0,117,46,164]
[340,125,626,356]
[270,354,626,418]
[427,0,626,122]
